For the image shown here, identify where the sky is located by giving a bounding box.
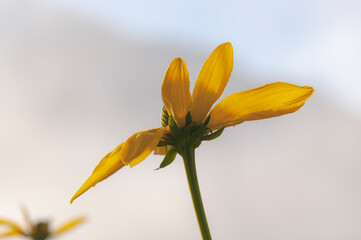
[46,0,361,118]
[1,1,361,240]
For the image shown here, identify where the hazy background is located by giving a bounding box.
[0,0,360,239]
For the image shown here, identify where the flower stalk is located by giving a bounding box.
[181,145,212,240]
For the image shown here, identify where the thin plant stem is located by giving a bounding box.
[182,145,212,240]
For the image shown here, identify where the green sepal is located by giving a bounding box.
[157,140,168,147]
[185,112,192,126]
[156,148,178,169]
[202,127,225,141]
[168,115,177,127]
[202,115,211,127]
[168,116,182,137]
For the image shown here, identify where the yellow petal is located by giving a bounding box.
[0,219,24,236]
[153,126,171,155]
[19,205,33,232]
[0,229,24,238]
[52,216,86,236]
[208,82,314,130]
[162,58,192,127]
[121,128,165,167]
[190,42,234,123]
[70,143,125,203]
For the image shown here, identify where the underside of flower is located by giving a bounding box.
[69,41,314,240]
[156,109,224,169]
[70,41,313,208]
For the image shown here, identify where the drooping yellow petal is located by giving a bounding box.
[0,219,24,237]
[121,128,165,167]
[70,143,125,203]
[190,42,234,124]
[162,58,192,127]
[208,82,314,130]
[52,216,86,236]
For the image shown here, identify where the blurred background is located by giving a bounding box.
[0,0,360,239]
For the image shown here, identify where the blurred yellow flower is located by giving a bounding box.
[0,206,85,240]
[71,42,314,203]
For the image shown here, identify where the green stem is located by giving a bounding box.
[182,145,212,240]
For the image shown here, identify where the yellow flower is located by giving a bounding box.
[0,206,86,239]
[71,42,313,203]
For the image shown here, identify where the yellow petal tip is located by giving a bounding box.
[303,85,314,92]
[53,216,87,235]
[70,193,80,204]
[300,85,315,98]
[220,42,233,50]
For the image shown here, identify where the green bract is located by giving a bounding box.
[157,110,224,169]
